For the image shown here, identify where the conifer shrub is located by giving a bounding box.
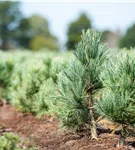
[95,52,135,144]
[0,133,38,150]
[9,56,67,116]
[57,29,108,138]
[0,50,69,117]
[0,59,14,100]
[0,133,18,150]
[0,133,22,150]
[35,78,56,118]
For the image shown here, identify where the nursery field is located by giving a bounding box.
[1,29,135,150]
[1,103,135,150]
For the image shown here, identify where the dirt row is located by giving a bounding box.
[0,103,134,150]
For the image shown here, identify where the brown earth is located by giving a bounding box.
[0,103,135,150]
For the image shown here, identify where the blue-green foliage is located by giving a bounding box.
[57,60,89,129]
[0,133,19,150]
[57,29,108,130]
[0,133,38,150]
[96,52,135,126]
[0,58,14,100]
[7,51,68,116]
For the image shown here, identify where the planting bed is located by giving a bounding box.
[0,103,135,150]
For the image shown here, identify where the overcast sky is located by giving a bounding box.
[21,2,135,44]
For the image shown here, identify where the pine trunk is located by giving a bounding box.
[117,126,126,147]
[88,93,97,139]
[117,136,125,147]
[89,106,97,139]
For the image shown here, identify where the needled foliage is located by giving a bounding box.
[57,29,108,133]
[9,53,68,116]
[0,59,14,100]
[96,52,135,126]
[0,133,21,150]
[0,133,37,150]
[57,60,89,129]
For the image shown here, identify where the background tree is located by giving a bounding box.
[15,18,31,48]
[17,14,58,50]
[30,35,58,51]
[28,14,49,37]
[101,30,111,43]
[0,1,21,50]
[66,13,91,50]
[101,30,121,48]
[119,24,135,48]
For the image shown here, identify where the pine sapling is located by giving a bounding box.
[57,29,108,139]
[95,52,135,145]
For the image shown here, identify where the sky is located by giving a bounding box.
[21,2,135,45]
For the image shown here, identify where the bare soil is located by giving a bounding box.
[0,103,135,150]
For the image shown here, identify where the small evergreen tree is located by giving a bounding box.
[0,59,14,100]
[57,29,108,138]
[95,52,135,145]
[9,55,67,116]
[0,132,37,149]
[0,133,19,150]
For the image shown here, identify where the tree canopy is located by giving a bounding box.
[120,24,135,48]
[0,1,22,50]
[101,30,121,48]
[17,14,58,50]
[0,2,58,51]
[66,13,91,50]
